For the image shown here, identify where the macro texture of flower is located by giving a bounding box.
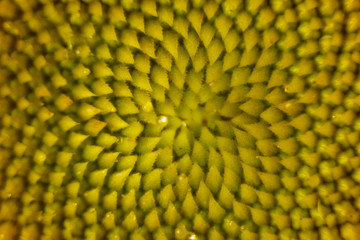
[0,0,360,239]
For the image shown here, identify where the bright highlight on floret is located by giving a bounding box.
[1,0,360,239]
